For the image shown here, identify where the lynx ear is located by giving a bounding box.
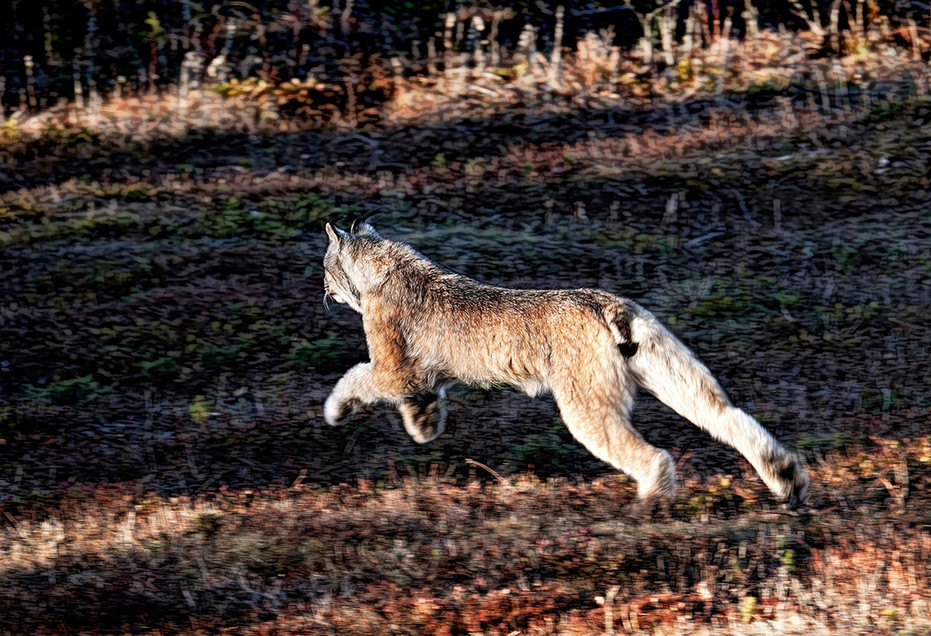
[354,221,381,238]
[325,223,349,244]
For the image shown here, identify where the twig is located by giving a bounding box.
[465,458,510,486]
[547,5,564,90]
[876,458,909,508]
[674,448,695,471]
[291,468,308,489]
[685,231,723,248]
[889,317,931,332]
[789,0,825,36]
[605,585,621,635]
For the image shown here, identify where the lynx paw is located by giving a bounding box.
[399,390,447,444]
[762,451,810,511]
[324,395,361,426]
[636,449,676,500]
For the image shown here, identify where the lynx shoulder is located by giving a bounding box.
[322,222,809,509]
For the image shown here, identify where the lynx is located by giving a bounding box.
[322,222,809,509]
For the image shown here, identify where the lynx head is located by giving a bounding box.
[323,221,389,313]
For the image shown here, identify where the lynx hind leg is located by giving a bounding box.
[398,387,448,444]
[552,378,675,500]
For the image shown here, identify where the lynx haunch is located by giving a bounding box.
[322,222,809,509]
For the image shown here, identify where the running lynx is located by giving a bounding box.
[322,222,809,509]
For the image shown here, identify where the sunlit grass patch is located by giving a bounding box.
[2,436,930,634]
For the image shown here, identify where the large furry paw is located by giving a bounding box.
[635,449,676,500]
[399,391,447,444]
[768,452,810,511]
[323,394,361,426]
[782,456,810,511]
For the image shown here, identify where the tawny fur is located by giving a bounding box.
[322,222,809,509]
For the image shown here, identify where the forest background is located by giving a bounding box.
[1,1,930,633]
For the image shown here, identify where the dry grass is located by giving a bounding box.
[3,13,928,145]
[2,434,930,634]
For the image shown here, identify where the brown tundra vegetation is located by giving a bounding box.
[1,2,930,633]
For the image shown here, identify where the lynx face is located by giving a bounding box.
[323,243,361,312]
[323,222,386,314]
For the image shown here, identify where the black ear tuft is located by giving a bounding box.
[347,213,380,237]
[354,221,381,238]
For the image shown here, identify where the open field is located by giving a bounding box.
[2,75,930,632]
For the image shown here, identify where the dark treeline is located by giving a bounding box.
[0,0,926,113]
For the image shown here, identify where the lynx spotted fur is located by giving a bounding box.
[322,222,809,509]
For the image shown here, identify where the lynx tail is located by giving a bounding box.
[625,312,809,509]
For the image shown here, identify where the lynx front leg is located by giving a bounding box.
[323,364,446,443]
[398,386,448,443]
[324,362,403,426]
[327,297,442,435]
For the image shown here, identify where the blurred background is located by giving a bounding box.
[1,0,927,493]
[0,1,929,633]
